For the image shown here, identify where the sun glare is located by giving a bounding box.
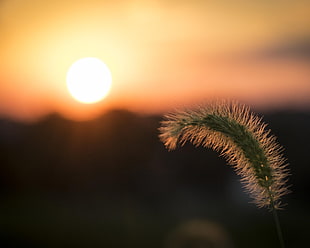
[66,57,112,104]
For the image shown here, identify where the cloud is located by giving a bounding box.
[244,37,310,62]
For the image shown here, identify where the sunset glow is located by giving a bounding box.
[0,0,310,121]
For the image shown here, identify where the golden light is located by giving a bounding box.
[66,57,112,104]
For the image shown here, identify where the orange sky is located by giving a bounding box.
[1,0,310,121]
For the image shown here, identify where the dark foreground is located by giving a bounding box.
[0,109,309,247]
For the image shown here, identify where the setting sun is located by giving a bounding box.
[66,57,112,104]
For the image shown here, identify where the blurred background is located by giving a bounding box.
[0,0,309,247]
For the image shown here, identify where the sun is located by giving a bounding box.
[66,57,112,104]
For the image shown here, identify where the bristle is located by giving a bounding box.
[159,100,290,209]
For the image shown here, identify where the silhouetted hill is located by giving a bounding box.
[0,109,309,247]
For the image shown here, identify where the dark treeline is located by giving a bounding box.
[0,109,309,248]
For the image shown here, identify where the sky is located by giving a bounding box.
[0,0,310,121]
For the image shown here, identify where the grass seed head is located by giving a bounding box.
[159,100,290,209]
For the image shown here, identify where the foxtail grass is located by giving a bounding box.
[159,100,290,247]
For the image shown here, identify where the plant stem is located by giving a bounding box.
[272,207,285,248]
